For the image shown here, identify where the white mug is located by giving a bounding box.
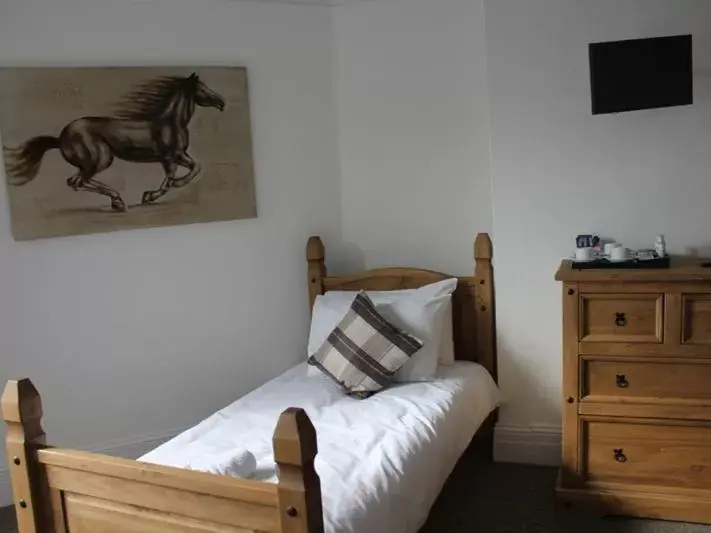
[576,248,594,262]
[610,246,632,262]
[603,242,618,257]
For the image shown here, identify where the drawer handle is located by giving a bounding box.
[615,313,627,327]
[614,449,627,463]
[616,374,629,389]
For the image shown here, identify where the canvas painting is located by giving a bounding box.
[0,67,256,240]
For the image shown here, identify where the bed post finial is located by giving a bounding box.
[2,379,43,431]
[307,236,327,313]
[274,408,324,533]
[474,233,497,383]
[474,232,493,261]
[2,379,47,533]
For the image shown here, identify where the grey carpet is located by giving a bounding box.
[1,458,710,532]
[0,507,13,533]
[421,454,711,533]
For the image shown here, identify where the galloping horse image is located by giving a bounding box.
[3,73,226,212]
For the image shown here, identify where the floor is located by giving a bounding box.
[1,458,710,532]
[0,507,14,533]
[422,455,711,533]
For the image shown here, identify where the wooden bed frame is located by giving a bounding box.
[2,233,497,533]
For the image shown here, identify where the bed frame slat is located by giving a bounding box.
[63,495,254,533]
[37,449,278,504]
[45,466,279,531]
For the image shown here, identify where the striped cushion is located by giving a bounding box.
[308,292,423,398]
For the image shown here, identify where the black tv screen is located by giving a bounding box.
[589,35,693,115]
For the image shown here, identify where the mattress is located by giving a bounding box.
[140,361,499,533]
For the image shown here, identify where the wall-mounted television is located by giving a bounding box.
[589,34,693,115]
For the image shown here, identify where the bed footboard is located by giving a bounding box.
[2,379,324,533]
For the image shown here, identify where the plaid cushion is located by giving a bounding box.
[308,292,423,398]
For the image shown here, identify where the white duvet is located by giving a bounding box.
[140,362,499,533]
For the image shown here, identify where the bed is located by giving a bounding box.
[2,233,498,533]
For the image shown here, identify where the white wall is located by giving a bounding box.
[333,0,493,276]
[0,0,341,504]
[334,0,711,465]
[486,0,711,452]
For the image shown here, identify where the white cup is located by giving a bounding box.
[603,242,618,257]
[610,246,632,262]
[576,248,594,262]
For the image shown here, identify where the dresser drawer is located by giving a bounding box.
[584,419,711,490]
[683,294,711,345]
[579,294,663,343]
[581,359,711,403]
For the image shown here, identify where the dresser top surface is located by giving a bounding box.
[556,258,711,282]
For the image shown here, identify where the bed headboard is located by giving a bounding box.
[305,234,497,384]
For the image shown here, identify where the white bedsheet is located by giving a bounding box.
[140,362,499,533]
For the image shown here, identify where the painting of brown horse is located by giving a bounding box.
[0,67,256,240]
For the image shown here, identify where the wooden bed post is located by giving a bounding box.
[274,408,324,533]
[306,237,326,313]
[473,233,497,459]
[474,233,497,383]
[2,379,48,533]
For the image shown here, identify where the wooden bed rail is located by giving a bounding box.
[2,379,324,533]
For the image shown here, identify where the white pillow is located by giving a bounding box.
[376,294,451,381]
[307,278,458,381]
[438,299,455,366]
[368,287,455,367]
[307,278,457,357]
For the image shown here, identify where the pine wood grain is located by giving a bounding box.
[474,234,497,383]
[274,408,323,533]
[579,402,711,421]
[579,341,711,358]
[579,293,663,343]
[664,293,683,345]
[557,261,711,523]
[306,237,326,314]
[581,359,711,403]
[44,466,279,530]
[556,480,711,524]
[584,418,711,490]
[63,494,255,533]
[682,294,711,345]
[561,283,582,487]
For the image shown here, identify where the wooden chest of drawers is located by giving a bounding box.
[555,260,711,524]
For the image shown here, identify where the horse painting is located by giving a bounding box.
[3,73,226,212]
